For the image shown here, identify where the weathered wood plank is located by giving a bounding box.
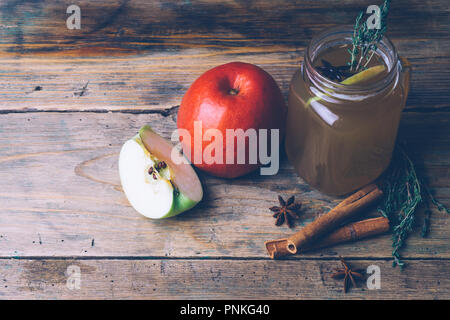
[0,258,448,299]
[0,112,448,258]
[0,50,448,112]
[1,0,448,53]
[0,0,448,111]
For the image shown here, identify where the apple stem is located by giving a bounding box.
[229,88,239,95]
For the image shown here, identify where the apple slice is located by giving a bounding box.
[119,125,203,219]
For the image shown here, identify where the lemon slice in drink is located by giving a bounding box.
[341,65,386,85]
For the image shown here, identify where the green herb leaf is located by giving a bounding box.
[349,0,391,72]
[378,144,449,268]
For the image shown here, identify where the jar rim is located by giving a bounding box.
[304,25,399,94]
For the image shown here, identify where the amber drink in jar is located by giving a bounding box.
[285,26,411,195]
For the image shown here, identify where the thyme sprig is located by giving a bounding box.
[378,145,449,268]
[348,0,391,72]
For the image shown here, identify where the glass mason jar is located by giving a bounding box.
[285,26,411,196]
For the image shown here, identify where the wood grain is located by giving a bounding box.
[0,0,449,111]
[0,258,447,299]
[1,0,448,52]
[0,111,448,259]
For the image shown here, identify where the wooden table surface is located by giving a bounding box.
[0,0,449,299]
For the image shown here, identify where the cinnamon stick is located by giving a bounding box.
[285,184,383,254]
[265,217,389,259]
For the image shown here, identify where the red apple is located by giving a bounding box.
[177,62,286,178]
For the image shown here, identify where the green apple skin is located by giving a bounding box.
[162,191,200,219]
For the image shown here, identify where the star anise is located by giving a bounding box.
[269,195,302,228]
[331,258,365,293]
[316,59,354,82]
